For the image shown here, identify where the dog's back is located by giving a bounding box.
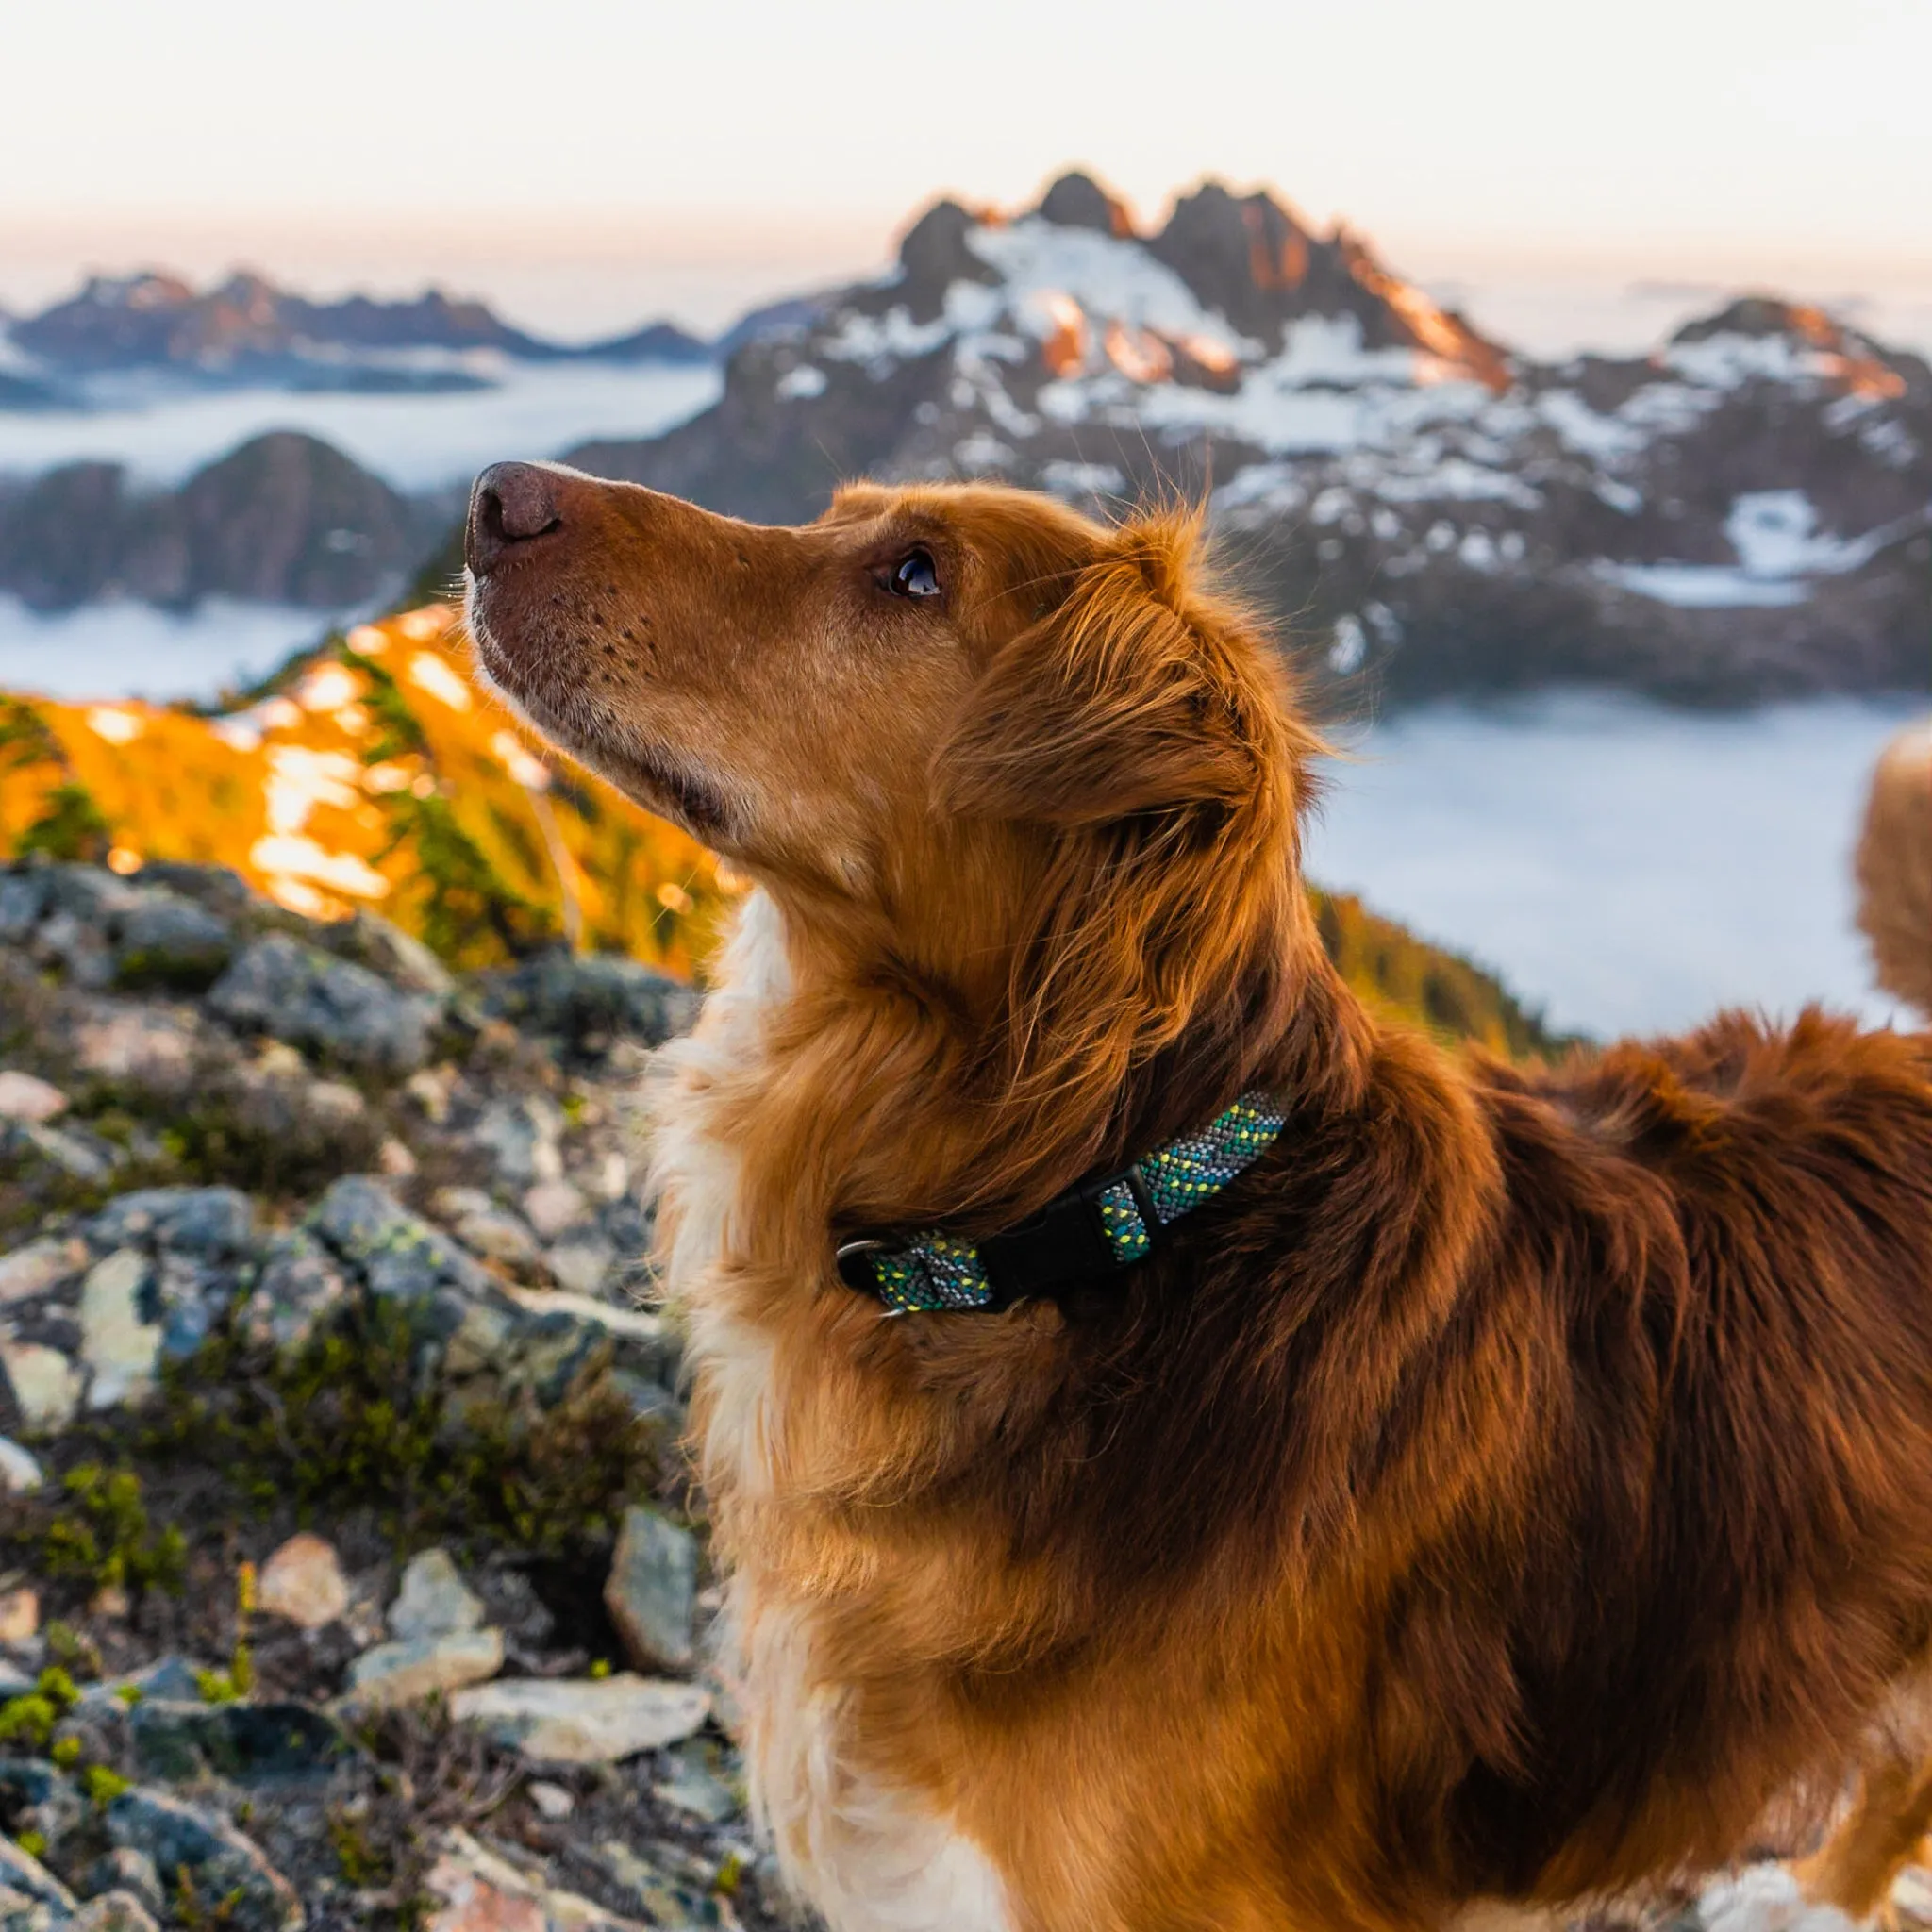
[1857,718,1932,1019]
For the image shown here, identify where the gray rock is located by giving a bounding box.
[85,1188,254,1261]
[225,1062,374,1168]
[544,1239,617,1299]
[0,872,48,942]
[473,950,701,1058]
[150,1253,228,1361]
[81,1657,208,1709]
[0,1074,68,1125]
[604,1507,698,1674]
[449,1674,708,1763]
[0,1119,116,1181]
[0,1884,59,1932]
[76,1249,160,1410]
[105,1789,302,1932]
[0,1341,80,1433]
[66,1005,199,1097]
[468,1096,564,1189]
[235,1232,350,1355]
[653,1740,741,1824]
[129,862,256,924]
[329,912,455,998]
[308,1176,491,1314]
[74,1889,164,1931]
[208,933,440,1075]
[129,1699,349,1786]
[110,894,234,992]
[388,1548,485,1642]
[78,1849,164,1918]
[0,1240,88,1307]
[340,1628,504,1710]
[0,1438,42,1494]
[431,1189,542,1270]
[0,1838,75,1917]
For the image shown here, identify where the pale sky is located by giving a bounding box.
[6,0,1930,341]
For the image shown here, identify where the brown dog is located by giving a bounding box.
[464,464,1932,1932]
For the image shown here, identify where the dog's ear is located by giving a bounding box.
[934,516,1260,825]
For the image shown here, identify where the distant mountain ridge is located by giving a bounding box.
[0,269,714,402]
[570,171,1932,707]
[0,431,443,612]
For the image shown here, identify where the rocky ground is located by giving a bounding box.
[0,854,775,1929]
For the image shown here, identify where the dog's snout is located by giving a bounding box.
[467,461,563,576]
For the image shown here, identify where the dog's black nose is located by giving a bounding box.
[467,461,562,575]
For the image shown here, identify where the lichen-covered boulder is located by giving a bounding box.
[208,933,441,1075]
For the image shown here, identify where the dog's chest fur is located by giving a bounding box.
[649,891,1014,1932]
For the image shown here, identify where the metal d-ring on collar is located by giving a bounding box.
[834,1090,1290,1316]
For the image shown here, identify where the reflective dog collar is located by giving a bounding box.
[835,1090,1288,1315]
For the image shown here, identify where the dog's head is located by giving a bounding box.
[465,465,1321,1066]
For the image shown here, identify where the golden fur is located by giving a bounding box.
[465,464,1932,1932]
[1857,718,1932,1021]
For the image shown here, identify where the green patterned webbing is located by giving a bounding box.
[856,1090,1288,1315]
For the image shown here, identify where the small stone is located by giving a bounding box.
[0,1074,67,1125]
[74,1889,164,1931]
[0,1240,87,1307]
[544,1241,616,1299]
[444,1201,541,1272]
[424,1833,546,1932]
[0,1342,81,1433]
[0,1836,75,1917]
[604,1507,698,1674]
[4,1119,114,1180]
[653,1741,739,1824]
[525,1780,575,1822]
[390,1548,485,1641]
[469,1098,564,1189]
[80,1657,208,1709]
[226,1064,374,1167]
[77,1249,161,1410]
[90,1584,130,1621]
[333,911,456,998]
[106,1788,302,1932]
[584,1839,698,1925]
[377,1137,418,1177]
[81,1848,165,1917]
[590,1153,631,1203]
[235,1232,350,1356]
[70,1007,197,1094]
[0,1439,42,1494]
[404,1065,457,1124]
[341,1629,504,1711]
[450,1675,710,1765]
[521,1179,586,1241]
[257,1533,349,1630]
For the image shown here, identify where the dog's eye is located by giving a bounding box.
[887,549,941,599]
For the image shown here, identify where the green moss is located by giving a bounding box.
[327,1807,393,1887]
[43,1465,187,1598]
[0,1667,78,1753]
[125,1296,661,1557]
[14,1830,45,1860]
[82,1764,132,1807]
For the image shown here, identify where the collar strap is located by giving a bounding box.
[836,1090,1288,1315]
